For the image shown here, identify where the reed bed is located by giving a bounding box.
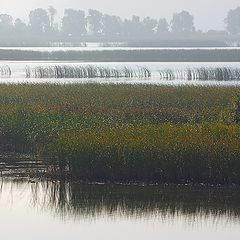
[25,65,240,81]
[25,65,151,79]
[47,123,240,183]
[0,65,11,77]
[158,67,240,81]
[0,84,238,183]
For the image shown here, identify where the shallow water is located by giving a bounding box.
[0,61,240,86]
[0,179,240,240]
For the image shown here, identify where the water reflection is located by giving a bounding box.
[1,179,240,240]
[2,178,240,224]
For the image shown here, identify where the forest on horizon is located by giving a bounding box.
[1,6,240,45]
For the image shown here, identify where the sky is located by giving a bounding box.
[1,0,240,31]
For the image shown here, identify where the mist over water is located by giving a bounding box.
[0,1,240,240]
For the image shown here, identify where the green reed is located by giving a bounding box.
[0,83,239,184]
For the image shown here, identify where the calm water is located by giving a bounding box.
[1,61,240,86]
[0,179,240,240]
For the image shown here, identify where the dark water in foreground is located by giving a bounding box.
[0,179,240,240]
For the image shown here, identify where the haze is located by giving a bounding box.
[2,0,240,31]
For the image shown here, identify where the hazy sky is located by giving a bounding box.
[2,0,240,31]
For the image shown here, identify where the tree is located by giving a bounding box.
[171,11,195,33]
[142,17,157,35]
[62,9,86,36]
[0,14,13,33]
[29,8,50,34]
[14,18,28,34]
[122,16,143,36]
[157,18,169,34]
[225,7,240,35]
[131,15,143,35]
[88,9,103,35]
[48,6,57,30]
[102,14,122,36]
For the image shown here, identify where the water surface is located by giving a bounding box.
[0,61,240,86]
[0,179,240,240]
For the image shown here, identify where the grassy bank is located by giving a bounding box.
[2,49,240,62]
[0,84,239,184]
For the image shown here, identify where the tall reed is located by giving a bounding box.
[158,67,240,81]
[25,65,152,79]
[0,65,11,77]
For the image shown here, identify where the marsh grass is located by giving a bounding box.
[46,123,240,183]
[0,84,239,183]
[235,95,240,123]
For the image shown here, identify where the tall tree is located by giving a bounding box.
[88,9,103,35]
[29,8,50,34]
[131,15,143,35]
[0,14,13,33]
[48,6,57,30]
[14,18,28,34]
[225,7,240,35]
[171,11,195,33]
[62,9,86,36]
[142,17,157,35]
[122,16,143,36]
[102,14,122,36]
[157,18,169,34]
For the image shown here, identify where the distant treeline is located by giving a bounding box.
[0,6,240,45]
[2,49,240,62]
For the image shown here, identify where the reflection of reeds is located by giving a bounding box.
[25,65,152,79]
[159,67,240,81]
[27,180,240,221]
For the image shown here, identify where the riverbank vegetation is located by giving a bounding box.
[0,84,239,184]
[2,49,240,62]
